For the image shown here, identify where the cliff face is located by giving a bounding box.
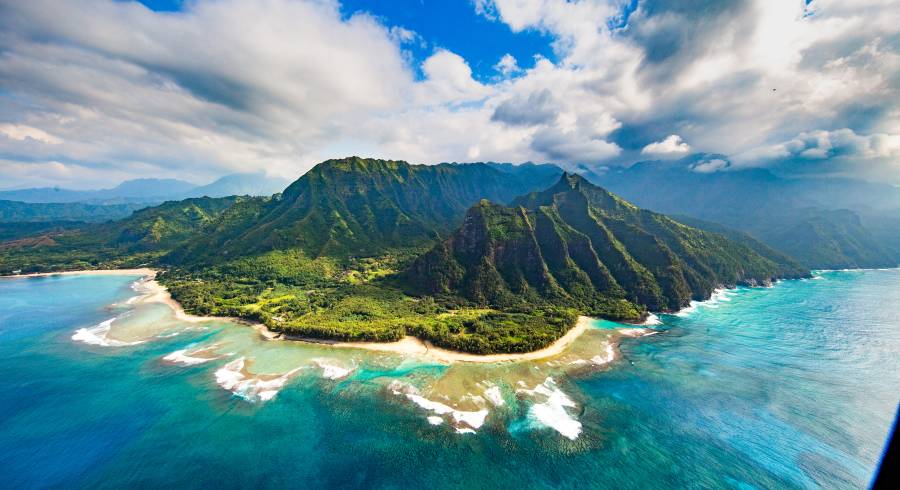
[407,174,807,315]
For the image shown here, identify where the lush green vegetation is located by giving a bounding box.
[592,156,900,269]
[0,200,144,223]
[0,197,238,274]
[0,158,812,354]
[166,157,562,264]
[407,174,807,315]
[0,221,87,241]
[159,249,578,354]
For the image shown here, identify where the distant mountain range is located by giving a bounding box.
[584,154,900,269]
[0,172,290,205]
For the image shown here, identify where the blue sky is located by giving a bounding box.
[1,0,898,188]
[339,0,557,81]
[137,0,557,81]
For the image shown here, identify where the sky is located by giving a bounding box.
[0,0,898,189]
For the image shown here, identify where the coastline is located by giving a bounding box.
[272,316,594,364]
[2,268,594,363]
[3,266,838,361]
[0,268,157,279]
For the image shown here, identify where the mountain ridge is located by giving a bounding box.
[589,154,900,269]
[406,173,806,316]
[166,157,565,263]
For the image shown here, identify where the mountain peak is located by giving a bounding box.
[311,156,411,175]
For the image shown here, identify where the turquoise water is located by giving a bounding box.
[1,270,898,489]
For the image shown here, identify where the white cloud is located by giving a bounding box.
[0,124,62,144]
[417,49,488,104]
[739,128,900,164]
[494,53,520,76]
[531,126,621,163]
[389,26,421,45]
[641,135,690,155]
[0,0,898,187]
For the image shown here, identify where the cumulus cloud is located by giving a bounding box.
[491,89,557,126]
[641,135,691,155]
[0,0,898,187]
[417,49,488,104]
[531,126,621,162]
[493,53,521,76]
[739,128,900,164]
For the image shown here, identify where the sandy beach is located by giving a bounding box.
[298,316,594,363]
[4,268,594,363]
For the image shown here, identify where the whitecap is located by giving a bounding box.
[427,416,444,426]
[642,313,662,326]
[483,385,505,407]
[674,287,737,317]
[214,357,303,403]
[72,318,143,347]
[517,377,582,440]
[163,345,222,366]
[312,358,355,380]
[590,342,616,366]
[390,381,489,432]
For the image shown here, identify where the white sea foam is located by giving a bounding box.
[590,342,616,366]
[214,357,302,402]
[675,287,736,317]
[72,318,144,347]
[483,385,505,407]
[517,377,582,440]
[406,393,490,429]
[312,359,355,380]
[163,345,221,366]
[427,416,444,425]
[390,381,489,432]
[641,313,661,326]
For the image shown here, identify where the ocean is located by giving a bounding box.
[1,269,897,489]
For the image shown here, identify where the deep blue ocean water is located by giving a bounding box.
[1,270,898,489]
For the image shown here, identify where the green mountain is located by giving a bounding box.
[756,209,896,270]
[407,174,806,315]
[0,197,238,274]
[0,178,197,204]
[0,200,144,223]
[166,157,563,264]
[589,155,899,268]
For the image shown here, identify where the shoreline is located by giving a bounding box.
[2,268,594,363]
[0,268,157,279]
[271,316,594,363]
